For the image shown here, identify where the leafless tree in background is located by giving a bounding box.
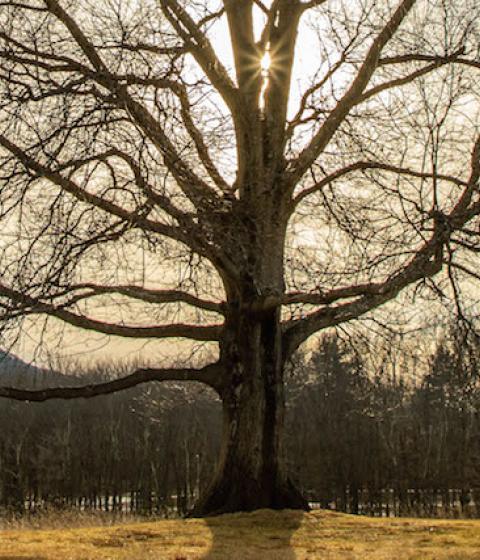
[0,0,479,515]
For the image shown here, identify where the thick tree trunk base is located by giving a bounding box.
[189,475,310,517]
[187,305,309,518]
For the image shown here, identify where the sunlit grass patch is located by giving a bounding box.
[0,509,479,559]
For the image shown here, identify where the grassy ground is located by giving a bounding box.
[0,509,479,559]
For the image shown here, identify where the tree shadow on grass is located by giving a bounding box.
[201,510,305,560]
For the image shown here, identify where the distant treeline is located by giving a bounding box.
[1,325,479,518]
[288,327,480,518]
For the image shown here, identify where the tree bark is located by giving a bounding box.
[191,306,309,516]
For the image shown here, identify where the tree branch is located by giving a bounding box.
[159,0,239,114]
[287,0,417,185]
[357,50,466,105]
[287,54,349,140]
[0,282,222,341]
[0,137,240,298]
[282,242,443,358]
[0,134,207,245]
[173,82,231,192]
[0,361,224,400]
[283,135,480,356]
[262,1,303,166]
[292,161,468,208]
[41,0,221,210]
[379,52,479,70]
[281,283,397,306]
[447,261,480,283]
[65,283,225,314]
[299,0,328,10]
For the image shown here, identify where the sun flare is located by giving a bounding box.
[259,45,271,110]
[261,50,271,74]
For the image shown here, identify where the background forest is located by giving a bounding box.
[1,324,480,520]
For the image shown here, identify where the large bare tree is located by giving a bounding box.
[0,0,479,515]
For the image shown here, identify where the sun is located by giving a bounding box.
[261,49,271,74]
[259,44,271,110]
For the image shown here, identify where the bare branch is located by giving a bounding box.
[283,135,480,356]
[292,161,468,208]
[173,83,231,192]
[358,50,466,106]
[287,0,417,185]
[159,0,239,114]
[0,282,222,341]
[257,0,280,48]
[447,261,480,283]
[281,283,401,306]
[253,0,268,14]
[283,240,444,357]
[0,134,189,243]
[262,1,303,164]
[40,1,222,209]
[287,55,348,140]
[379,52,480,70]
[66,283,225,314]
[299,0,328,11]
[0,361,224,400]
[0,2,47,11]
[44,0,109,74]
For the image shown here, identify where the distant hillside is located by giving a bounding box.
[0,352,77,389]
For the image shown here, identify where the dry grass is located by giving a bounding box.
[0,509,479,559]
[0,508,163,532]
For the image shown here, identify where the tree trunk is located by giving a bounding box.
[190,306,309,516]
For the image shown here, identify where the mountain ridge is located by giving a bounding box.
[0,351,78,389]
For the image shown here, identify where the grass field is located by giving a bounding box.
[0,509,479,559]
